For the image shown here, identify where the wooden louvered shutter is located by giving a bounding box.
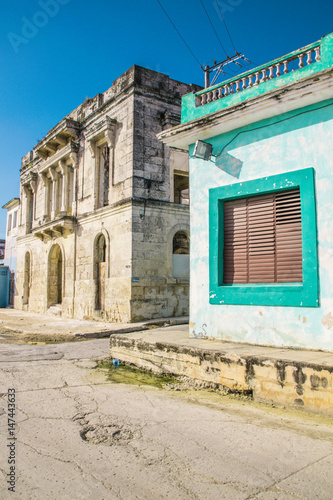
[223,189,302,284]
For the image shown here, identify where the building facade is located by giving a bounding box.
[159,33,333,351]
[16,66,200,322]
[2,198,20,306]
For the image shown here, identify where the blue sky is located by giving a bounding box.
[1,0,332,238]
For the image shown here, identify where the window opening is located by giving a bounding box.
[96,234,106,311]
[8,214,12,234]
[173,231,190,278]
[99,146,110,207]
[174,173,189,204]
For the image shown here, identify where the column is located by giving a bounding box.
[23,185,32,233]
[41,173,50,221]
[29,179,37,227]
[69,152,78,216]
[89,140,99,210]
[58,160,69,215]
[49,168,58,219]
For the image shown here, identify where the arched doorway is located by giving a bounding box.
[95,234,106,311]
[23,252,31,306]
[48,244,63,307]
[172,231,190,278]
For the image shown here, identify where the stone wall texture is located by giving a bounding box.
[16,66,200,322]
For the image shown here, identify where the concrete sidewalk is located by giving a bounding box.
[110,325,333,416]
[0,308,188,341]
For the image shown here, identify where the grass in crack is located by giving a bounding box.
[98,361,180,389]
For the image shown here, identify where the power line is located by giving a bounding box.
[215,0,237,54]
[156,0,203,69]
[199,0,228,58]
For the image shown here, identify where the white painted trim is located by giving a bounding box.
[157,69,333,150]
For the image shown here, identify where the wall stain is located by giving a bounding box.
[276,361,286,388]
[245,359,256,386]
[293,366,307,396]
[321,312,333,330]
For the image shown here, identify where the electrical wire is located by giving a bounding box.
[156,0,203,69]
[215,0,237,54]
[199,0,228,58]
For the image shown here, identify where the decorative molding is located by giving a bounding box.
[86,116,117,147]
[157,68,333,151]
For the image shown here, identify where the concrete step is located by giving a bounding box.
[47,305,62,316]
[110,326,333,417]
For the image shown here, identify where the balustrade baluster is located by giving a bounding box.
[269,66,274,79]
[315,47,321,62]
[224,85,228,96]
[261,69,267,82]
[235,80,240,92]
[248,75,253,88]
[283,60,289,74]
[298,53,304,68]
[242,77,247,90]
[254,72,260,85]
[276,63,281,77]
[306,50,312,65]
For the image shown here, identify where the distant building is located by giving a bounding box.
[2,198,20,306]
[159,33,333,351]
[0,239,4,263]
[15,66,200,321]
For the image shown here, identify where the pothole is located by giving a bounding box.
[74,413,138,446]
[80,423,133,445]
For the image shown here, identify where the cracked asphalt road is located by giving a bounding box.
[0,339,333,499]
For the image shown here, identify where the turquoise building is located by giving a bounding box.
[158,33,333,351]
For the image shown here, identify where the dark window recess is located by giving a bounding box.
[173,231,189,255]
[174,174,189,204]
[101,146,110,206]
[223,189,302,284]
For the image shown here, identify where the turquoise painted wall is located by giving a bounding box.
[189,100,333,351]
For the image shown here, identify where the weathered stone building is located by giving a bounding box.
[16,66,200,322]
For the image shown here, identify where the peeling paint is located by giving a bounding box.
[322,312,333,329]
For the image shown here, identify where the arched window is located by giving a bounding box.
[97,234,106,262]
[48,244,63,307]
[172,231,190,278]
[23,252,31,306]
[95,234,106,311]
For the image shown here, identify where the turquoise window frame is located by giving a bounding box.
[209,168,319,307]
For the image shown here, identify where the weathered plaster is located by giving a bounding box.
[189,101,333,351]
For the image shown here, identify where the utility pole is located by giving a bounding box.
[203,54,250,88]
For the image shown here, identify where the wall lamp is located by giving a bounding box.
[193,140,214,161]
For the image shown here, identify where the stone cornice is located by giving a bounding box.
[2,198,20,210]
[157,67,333,150]
[85,116,117,149]
[35,118,80,160]
[38,141,79,173]
[32,216,76,241]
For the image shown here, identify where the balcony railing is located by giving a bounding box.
[196,40,321,107]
